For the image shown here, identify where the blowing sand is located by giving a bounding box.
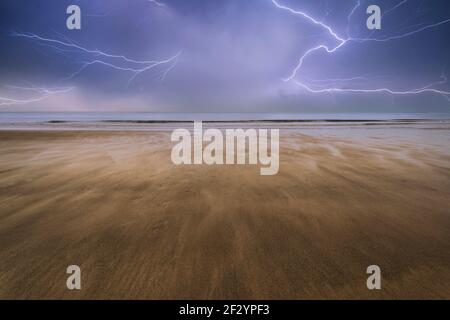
[0,124,449,299]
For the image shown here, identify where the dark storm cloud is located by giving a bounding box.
[0,0,449,112]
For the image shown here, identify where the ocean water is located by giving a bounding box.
[1,112,450,123]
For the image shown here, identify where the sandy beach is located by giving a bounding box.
[0,122,449,299]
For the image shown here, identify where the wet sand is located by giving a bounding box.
[0,124,449,299]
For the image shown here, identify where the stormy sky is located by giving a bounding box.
[0,0,449,113]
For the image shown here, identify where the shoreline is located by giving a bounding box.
[1,119,450,132]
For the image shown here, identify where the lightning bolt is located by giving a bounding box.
[0,85,74,107]
[11,32,181,84]
[271,0,450,100]
[383,0,409,17]
[64,52,181,84]
[347,0,361,37]
[148,0,167,7]
[294,76,450,102]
